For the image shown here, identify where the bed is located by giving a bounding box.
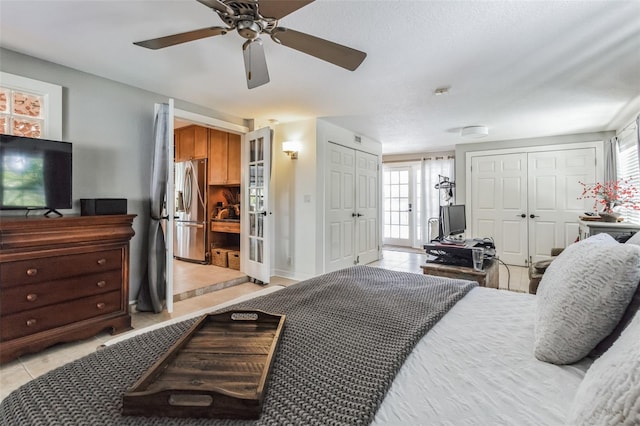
[1,233,639,425]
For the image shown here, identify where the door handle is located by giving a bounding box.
[352,213,357,217]
[518,213,526,218]
[357,213,364,217]
[530,214,539,219]
[261,211,267,216]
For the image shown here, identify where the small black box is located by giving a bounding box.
[80,198,127,216]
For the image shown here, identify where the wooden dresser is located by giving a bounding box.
[0,214,135,363]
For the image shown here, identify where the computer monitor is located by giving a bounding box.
[439,204,466,238]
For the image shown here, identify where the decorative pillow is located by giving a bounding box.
[566,311,640,424]
[534,233,640,364]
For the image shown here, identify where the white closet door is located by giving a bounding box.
[470,147,597,266]
[326,143,357,272]
[471,153,528,266]
[527,148,596,263]
[356,150,379,265]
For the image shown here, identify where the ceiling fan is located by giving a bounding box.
[134,0,367,89]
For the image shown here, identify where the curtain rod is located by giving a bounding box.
[383,155,455,164]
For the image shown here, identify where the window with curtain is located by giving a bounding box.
[420,155,455,244]
[616,120,640,224]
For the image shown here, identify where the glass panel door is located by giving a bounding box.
[243,127,272,284]
[383,166,413,246]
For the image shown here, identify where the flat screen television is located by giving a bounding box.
[0,134,72,216]
[439,204,466,239]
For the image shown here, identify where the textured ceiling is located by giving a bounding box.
[1,0,639,154]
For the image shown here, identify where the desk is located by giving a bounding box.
[421,259,499,289]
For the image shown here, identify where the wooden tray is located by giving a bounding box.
[122,310,285,419]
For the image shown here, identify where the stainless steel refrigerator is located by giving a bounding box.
[174,159,208,263]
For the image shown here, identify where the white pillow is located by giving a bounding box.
[534,233,640,364]
[566,310,640,424]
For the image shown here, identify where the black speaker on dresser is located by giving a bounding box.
[80,198,127,216]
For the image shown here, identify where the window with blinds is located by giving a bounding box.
[616,121,640,224]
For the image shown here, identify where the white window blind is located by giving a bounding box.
[616,121,640,224]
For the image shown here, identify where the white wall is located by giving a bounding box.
[271,119,382,280]
[272,119,317,280]
[0,48,248,302]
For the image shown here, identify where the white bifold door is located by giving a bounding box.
[470,147,597,266]
[325,142,379,272]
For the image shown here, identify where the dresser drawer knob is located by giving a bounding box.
[97,258,107,266]
[26,268,38,277]
[96,280,107,288]
[26,293,38,302]
[96,302,106,310]
[26,319,37,327]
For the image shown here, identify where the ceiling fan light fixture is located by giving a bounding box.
[461,125,489,139]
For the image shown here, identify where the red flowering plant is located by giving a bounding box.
[578,178,640,213]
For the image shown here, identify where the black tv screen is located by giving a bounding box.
[439,204,466,238]
[0,134,72,212]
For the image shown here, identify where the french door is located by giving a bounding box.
[383,166,414,247]
[242,127,272,284]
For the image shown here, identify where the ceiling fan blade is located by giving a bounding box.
[258,0,314,19]
[196,0,234,16]
[134,27,228,50]
[271,27,366,71]
[243,38,270,89]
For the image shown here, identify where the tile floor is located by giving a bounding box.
[0,249,529,401]
[172,260,248,302]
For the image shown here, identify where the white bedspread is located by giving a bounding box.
[373,287,592,425]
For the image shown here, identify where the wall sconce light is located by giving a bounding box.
[282,141,300,159]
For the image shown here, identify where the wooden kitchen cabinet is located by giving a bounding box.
[209,129,241,185]
[0,214,136,363]
[227,133,241,185]
[175,125,208,161]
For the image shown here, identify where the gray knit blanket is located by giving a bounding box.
[0,266,476,425]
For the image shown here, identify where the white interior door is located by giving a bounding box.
[527,148,596,262]
[383,166,414,247]
[326,143,356,272]
[470,146,598,266]
[356,150,379,264]
[242,127,272,284]
[471,153,528,266]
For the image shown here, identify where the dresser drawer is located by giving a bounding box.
[0,270,122,316]
[0,249,122,288]
[1,290,122,341]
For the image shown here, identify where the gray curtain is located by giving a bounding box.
[137,103,169,313]
[604,136,617,183]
